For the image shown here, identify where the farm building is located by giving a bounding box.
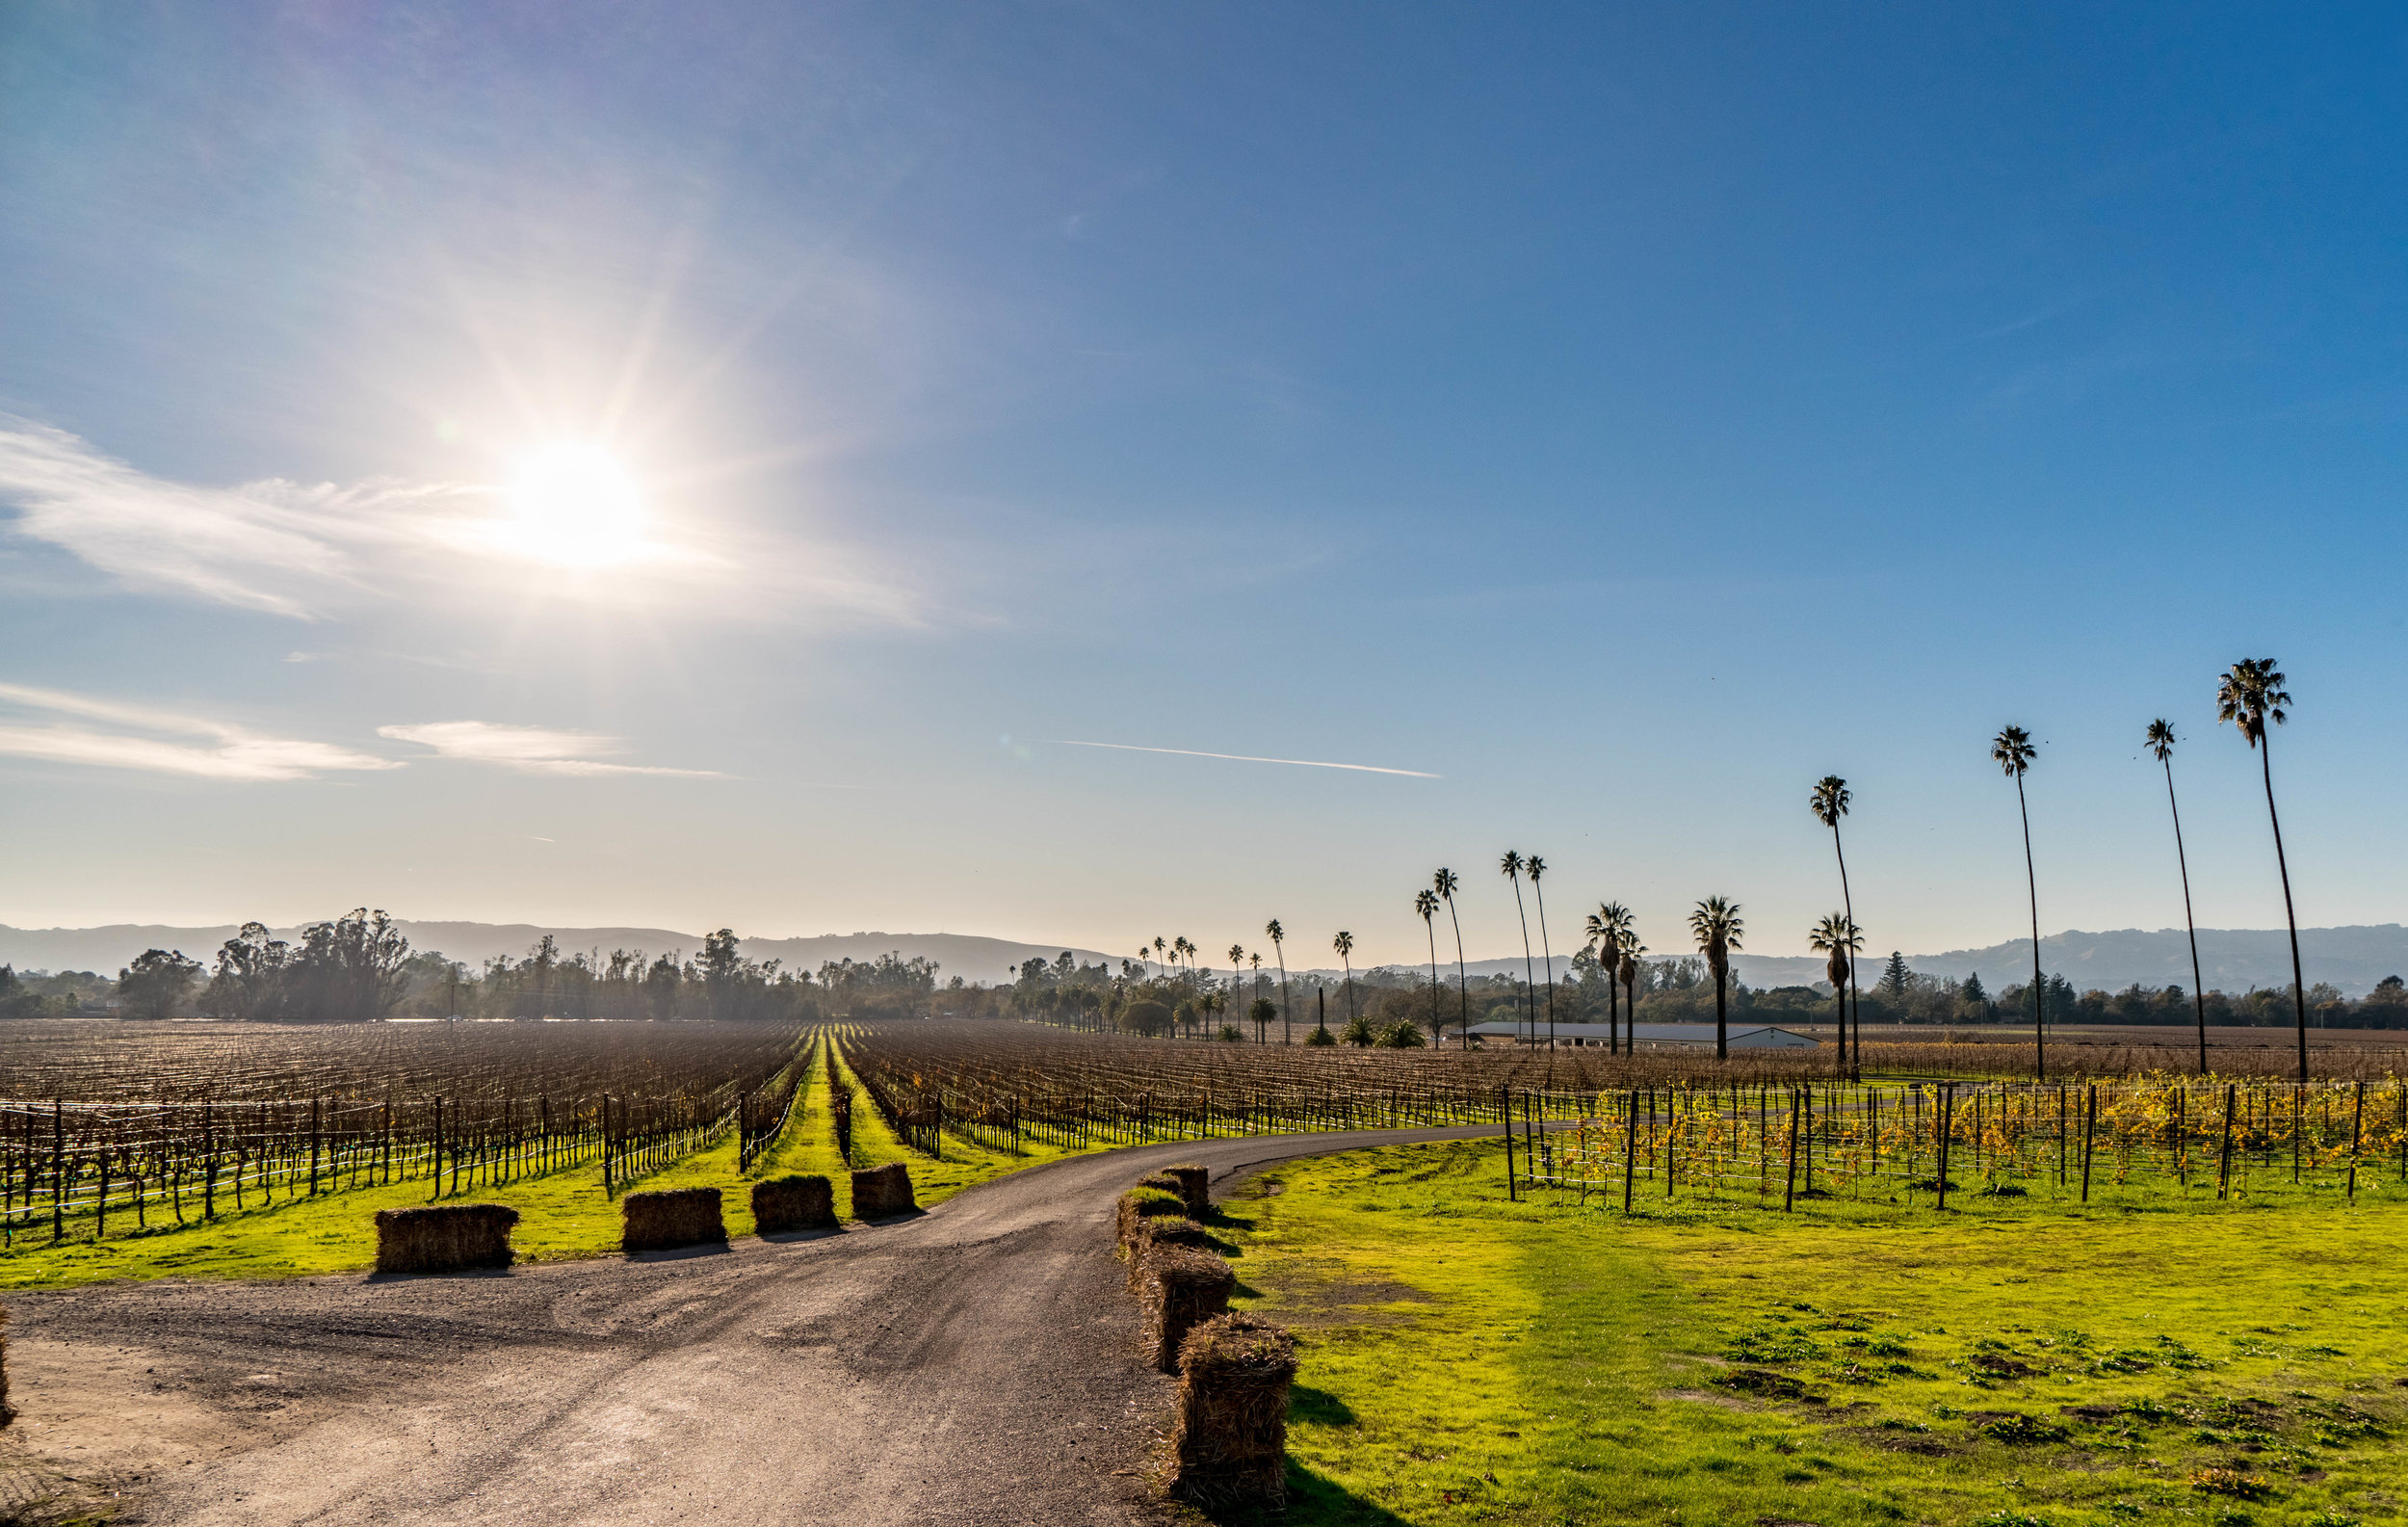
[1463,1021,1818,1049]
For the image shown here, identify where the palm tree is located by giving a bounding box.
[1435,868,1469,1043]
[1617,927,1645,1043]
[1806,912,1862,1080]
[1247,950,1263,1036]
[1808,776,1863,1076]
[2218,659,2308,1082]
[1501,851,1538,1045]
[1584,903,1633,1054]
[1991,724,2047,1083]
[2144,720,2211,1075]
[1265,919,1290,1043]
[1415,889,1443,1042]
[1527,854,1558,1048]
[1227,942,1244,1021]
[1174,935,1195,976]
[1688,897,1743,1061]
[1333,931,1358,1031]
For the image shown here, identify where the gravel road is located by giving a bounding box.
[3,1122,1502,1526]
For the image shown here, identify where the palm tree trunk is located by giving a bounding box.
[1533,882,1557,1049]
[2016,773,2046,1083]
[2261,737,2308,1082]
[1425,922,1440,1042]
[1275,948,1291,1045]
[1446,900,1469,1050]
[2162,755,2210,1075]
[1510,880,1537,1047]
[1607,955,1619,1055]
[1831,824,1860,1077]
[1714,964,1727,1060]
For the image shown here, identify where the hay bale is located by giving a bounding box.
[851,1162,916,1221]
[1126,1216,1219,1292]
[1163,1163,1211,1217]
[1168,1313,1296,1507]
[373,1203,519,1275]
[1141,1247,1237,1371]
[1116,1186,1188,1255]
[621,1187,726,1252]
[751,1174,836,1234]
[1137,1171,1186,1198]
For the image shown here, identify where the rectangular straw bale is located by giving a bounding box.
[1169,1313,1296,1507]
[1116,1186,1187,1255]
[851,1161,916,1220]
[621,1187,726,1252]
[1127,1216,1217,1292]
[1163,1163,1212,1216]
[751,1173,837,1233]
[374,1203,520,1274]
[1140,1247,1237,1371]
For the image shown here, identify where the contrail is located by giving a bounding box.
[1049,740,1440,778]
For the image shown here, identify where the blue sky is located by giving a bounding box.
[3,3,2404,971]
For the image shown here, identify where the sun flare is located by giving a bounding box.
[504,444,646,567]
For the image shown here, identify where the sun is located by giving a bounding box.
[504,444,646,567]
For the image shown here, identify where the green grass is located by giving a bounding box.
[0,1034,1112,1289]
[1218,1137,2408,1527]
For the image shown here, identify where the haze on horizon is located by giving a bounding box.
[4,5,2406,970]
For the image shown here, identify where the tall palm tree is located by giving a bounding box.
[1333,931,1358,1030]
[1688,897,1743,1061]
[1806,912,1862,1080]
[2145,720,2211,1075]
[2218,659,2308,1082]
[1991,724,2047,1083]
[1617,927,1645,1045]
[1415,889,1443,1041]
[1265,919,1290,1044]
[1248,950,1263,1030]
[1501,851,1538,1045]
[1227,942,1244,1020]
[1527,855,1557,1048]
[1584,902,1632,1054]
[1435,868,1469,1043]
[1173,935,1195,976]
[1808,776,1863,1075]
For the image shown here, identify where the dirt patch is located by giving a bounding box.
[1662,1387,1756,1411]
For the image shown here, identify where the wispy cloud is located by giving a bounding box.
[379,721,720,777]
[0,682,402,782]
[1050,739,1439,778]
[0,419,917,627]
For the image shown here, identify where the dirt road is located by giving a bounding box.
[4,1123,1500,1526]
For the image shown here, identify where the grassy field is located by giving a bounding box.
[1218,1137,2408,1527]
[0,1034,1095,1289]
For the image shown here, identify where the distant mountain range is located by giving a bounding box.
[1731,926,2408,998]
[7,921,2404,997]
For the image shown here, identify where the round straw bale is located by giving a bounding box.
[750,1173,837,1234]
[1168,1313,1297,1507]
[621,1187,726,1252]
[1126,1216,1217,1292]
[1163,1162,1212,1216]
[373,1203,520,1274]
[1140,1246,1237,1372]
[1115,1186,1187,1256]
[850,1161,916,1221]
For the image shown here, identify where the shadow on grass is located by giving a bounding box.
[1290,1383,1356,1425]
[1188,1461,1411,1527]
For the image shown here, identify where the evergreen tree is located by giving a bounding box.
[1961,970,1987,1005]
[1879,951,1911,1000]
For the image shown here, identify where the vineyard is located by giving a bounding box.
[0,1018,809,1247]
[3,1016,2404,1257]
[1507,1073,2408,1210]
